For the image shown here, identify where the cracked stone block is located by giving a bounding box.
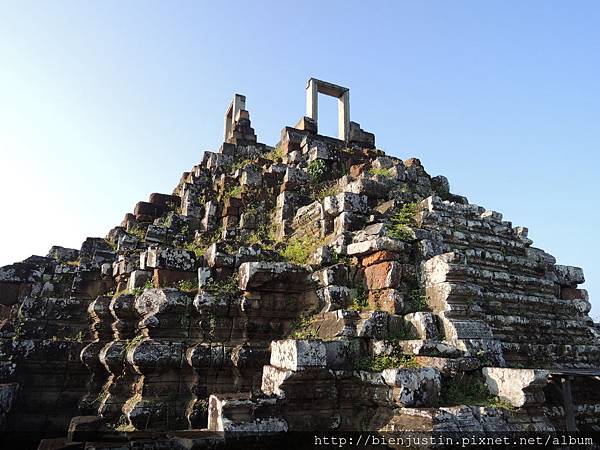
[127,270,152,290]
[483,368,550,407]
[270,340,327,371]
[347,237,405,256]
[323,192,368,217]
[204,243,234,268]
[361,250,401,267]
[317,285,351,312]
[145,224,168,244]
[334,212,366,235]
[368,288,404,314]
[355,310,391,339]
[396,339,465,358]
[208,394,285,433]
[364,261,403,290]
[46,246,79,263]
[198,267,212,288]
[145,246,195,272]
[381,367,440,407]
[404,312,438,340]
[117,233,138,252]
[553,265,585,287]
[238,262,309,291]
[414,356,480,376]
[311,264,349,287]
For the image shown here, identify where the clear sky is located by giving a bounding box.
[1,1,598,317]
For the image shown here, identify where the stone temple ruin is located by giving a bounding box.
[1,78,599,448]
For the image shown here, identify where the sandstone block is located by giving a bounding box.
[323,192,368,216]
[347,237,405,256]
[381,367,440,407]
[364,261,402,290]
[146,246,195,272]
[404,312,438,340]
[361,250,400,267]
[270,339,326,371]
[483,367,550,407]
[127,270,151,290]
[238,262,309,291]
[553,265,585,286]
[368,288,404,314]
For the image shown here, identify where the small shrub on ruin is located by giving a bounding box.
[144,280,154,289]
[184,241,207,259]
[388,202,418,242]
[280,234,324,266]
[369,167,394,178]
[307,159,326,184]
[177,279,197,293]
[406,288,430,312]
[203,275,239,300]
[441,376,514,410]
[289,315,319,340]
[221,184,242,201]
[265,146,284,162]
[231,157,253,172]
[313,183,339,201]
[128,225,146,241]
[355,352,419,372]
[348,285,370,311]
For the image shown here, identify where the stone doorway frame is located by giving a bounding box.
[306,78,350,141]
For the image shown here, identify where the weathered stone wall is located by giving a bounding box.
[0,90,598,449]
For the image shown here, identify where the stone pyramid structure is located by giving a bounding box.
[1,79,599,449]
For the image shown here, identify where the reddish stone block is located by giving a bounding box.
[149,193,181,208]
[153,269,197,289]
[364,261,402,290]
[361,250,400,267]
[368,289,403,314]
[561,287,588,301]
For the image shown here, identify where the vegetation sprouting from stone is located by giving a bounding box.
[221,185,242,201]
[307,159,326,184]
[203,275,239,300]
[280,234,324,265]
[440,376,515,410]
[348,284,369,311]
[124,335,145,353]
[289,315,319,340]
[406,277,430,312]
[388,202,418,241]
[312,183,339,201]
[369,167,393,178]
[265,146,283,162]
[355,351,419,372]
[176,279,197,293]
[128,225,146,241]
[231,157,253,172]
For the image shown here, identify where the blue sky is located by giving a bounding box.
[0,1,598,317]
